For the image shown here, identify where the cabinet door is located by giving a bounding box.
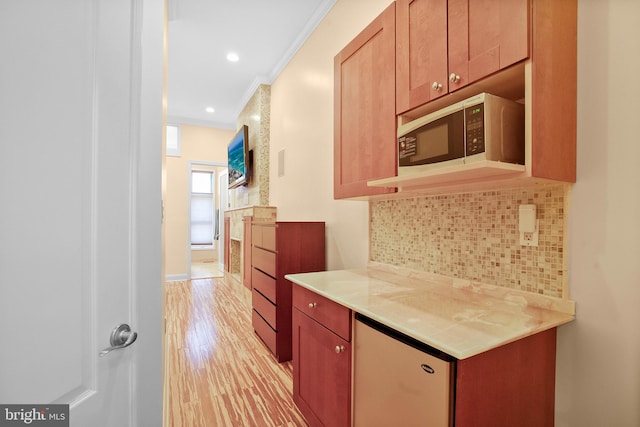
[396,0,449,113]
[448,0,529,91]
[293,309,351,427]
[243,216,252,289]
[223,217,230,273]
[334,3,397,199]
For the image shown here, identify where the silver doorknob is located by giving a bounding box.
[99,323,138,357]
[449,73,461,83]
[432,81,443,91]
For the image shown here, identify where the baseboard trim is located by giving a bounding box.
[165,274,188,282]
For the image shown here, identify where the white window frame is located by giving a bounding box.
[166,124,181,157]
[187,161,228,280]
[190,169,215,249]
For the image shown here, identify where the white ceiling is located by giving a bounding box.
[167,0,336,130]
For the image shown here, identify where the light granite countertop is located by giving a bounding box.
[285,262,575,360]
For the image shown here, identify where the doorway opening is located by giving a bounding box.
[187,161,227,279]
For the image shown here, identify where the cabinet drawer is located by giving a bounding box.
[252,268,276,303]
[252,224,276,251]
[252,309,277,355]
[293,285,351,341]
[252,288,276,329]
[252,246,276,277]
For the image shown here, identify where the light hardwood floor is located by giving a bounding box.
[191,261,224,279]
[165,276,308,427]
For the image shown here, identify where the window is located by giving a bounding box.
[190,170,215,247]
[167,124,181,157]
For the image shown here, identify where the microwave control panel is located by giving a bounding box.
[465,104,485,155]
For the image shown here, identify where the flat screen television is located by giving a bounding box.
[227,125,251,189]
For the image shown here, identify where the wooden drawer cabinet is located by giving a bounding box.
[252,288,277,326]
[252,268,276,303]
[252,310,277,356]
[252,246,276,277]
[252,223,275,251]
[250,222,325,362]
[293,284,351,427]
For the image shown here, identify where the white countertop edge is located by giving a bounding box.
[286,265,575,360]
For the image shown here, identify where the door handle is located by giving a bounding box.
[99,323,138,357]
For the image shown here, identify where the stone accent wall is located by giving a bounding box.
[234,84,271,207]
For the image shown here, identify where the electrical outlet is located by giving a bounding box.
[520,228,539,246]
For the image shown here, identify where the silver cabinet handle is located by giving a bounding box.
[99,323,138,357]
[335,345,345,354]
[308,302,317,309]
[449,73,461,83]
[432,81,443,91]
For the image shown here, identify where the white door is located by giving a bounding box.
[0,1,164,426]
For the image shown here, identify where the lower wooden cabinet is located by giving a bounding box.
[292,284,351,427]
[455,328,557,427]
[291,282,558,426]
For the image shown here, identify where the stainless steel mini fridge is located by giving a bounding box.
[353,314,456,427]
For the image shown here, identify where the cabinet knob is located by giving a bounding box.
[335,345,345,354]
[431,81,443,91]
[449,73,461,84]
[308,302,317,309]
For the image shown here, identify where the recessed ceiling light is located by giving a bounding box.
[226,52,239,62]
[205,106,215,113]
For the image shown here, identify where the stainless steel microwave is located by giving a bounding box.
[398,93,524,175]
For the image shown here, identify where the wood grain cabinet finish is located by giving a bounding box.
[529,0,577,182]
[333,2,397,199]
[251,222,325,362]
[223,217,230,273]
[396,0,449,110]
[242,216,252,289]
[292,284,351,427]
[455,328,557,427]
[340,0,575,193]
[396,0,529,114]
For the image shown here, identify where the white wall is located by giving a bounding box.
[269,0,393,270]
[165,125,232,277]
[556,0,640,425]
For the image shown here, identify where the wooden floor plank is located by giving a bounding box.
[166,277,308,427]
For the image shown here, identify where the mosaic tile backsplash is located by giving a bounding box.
[370,184,569,298]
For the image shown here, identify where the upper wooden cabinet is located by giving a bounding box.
[396,0,529,113]
[335,0,575,198]
[396,0,448,110]
[334,3,397,199]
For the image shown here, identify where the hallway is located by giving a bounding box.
[165,277,308,426]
